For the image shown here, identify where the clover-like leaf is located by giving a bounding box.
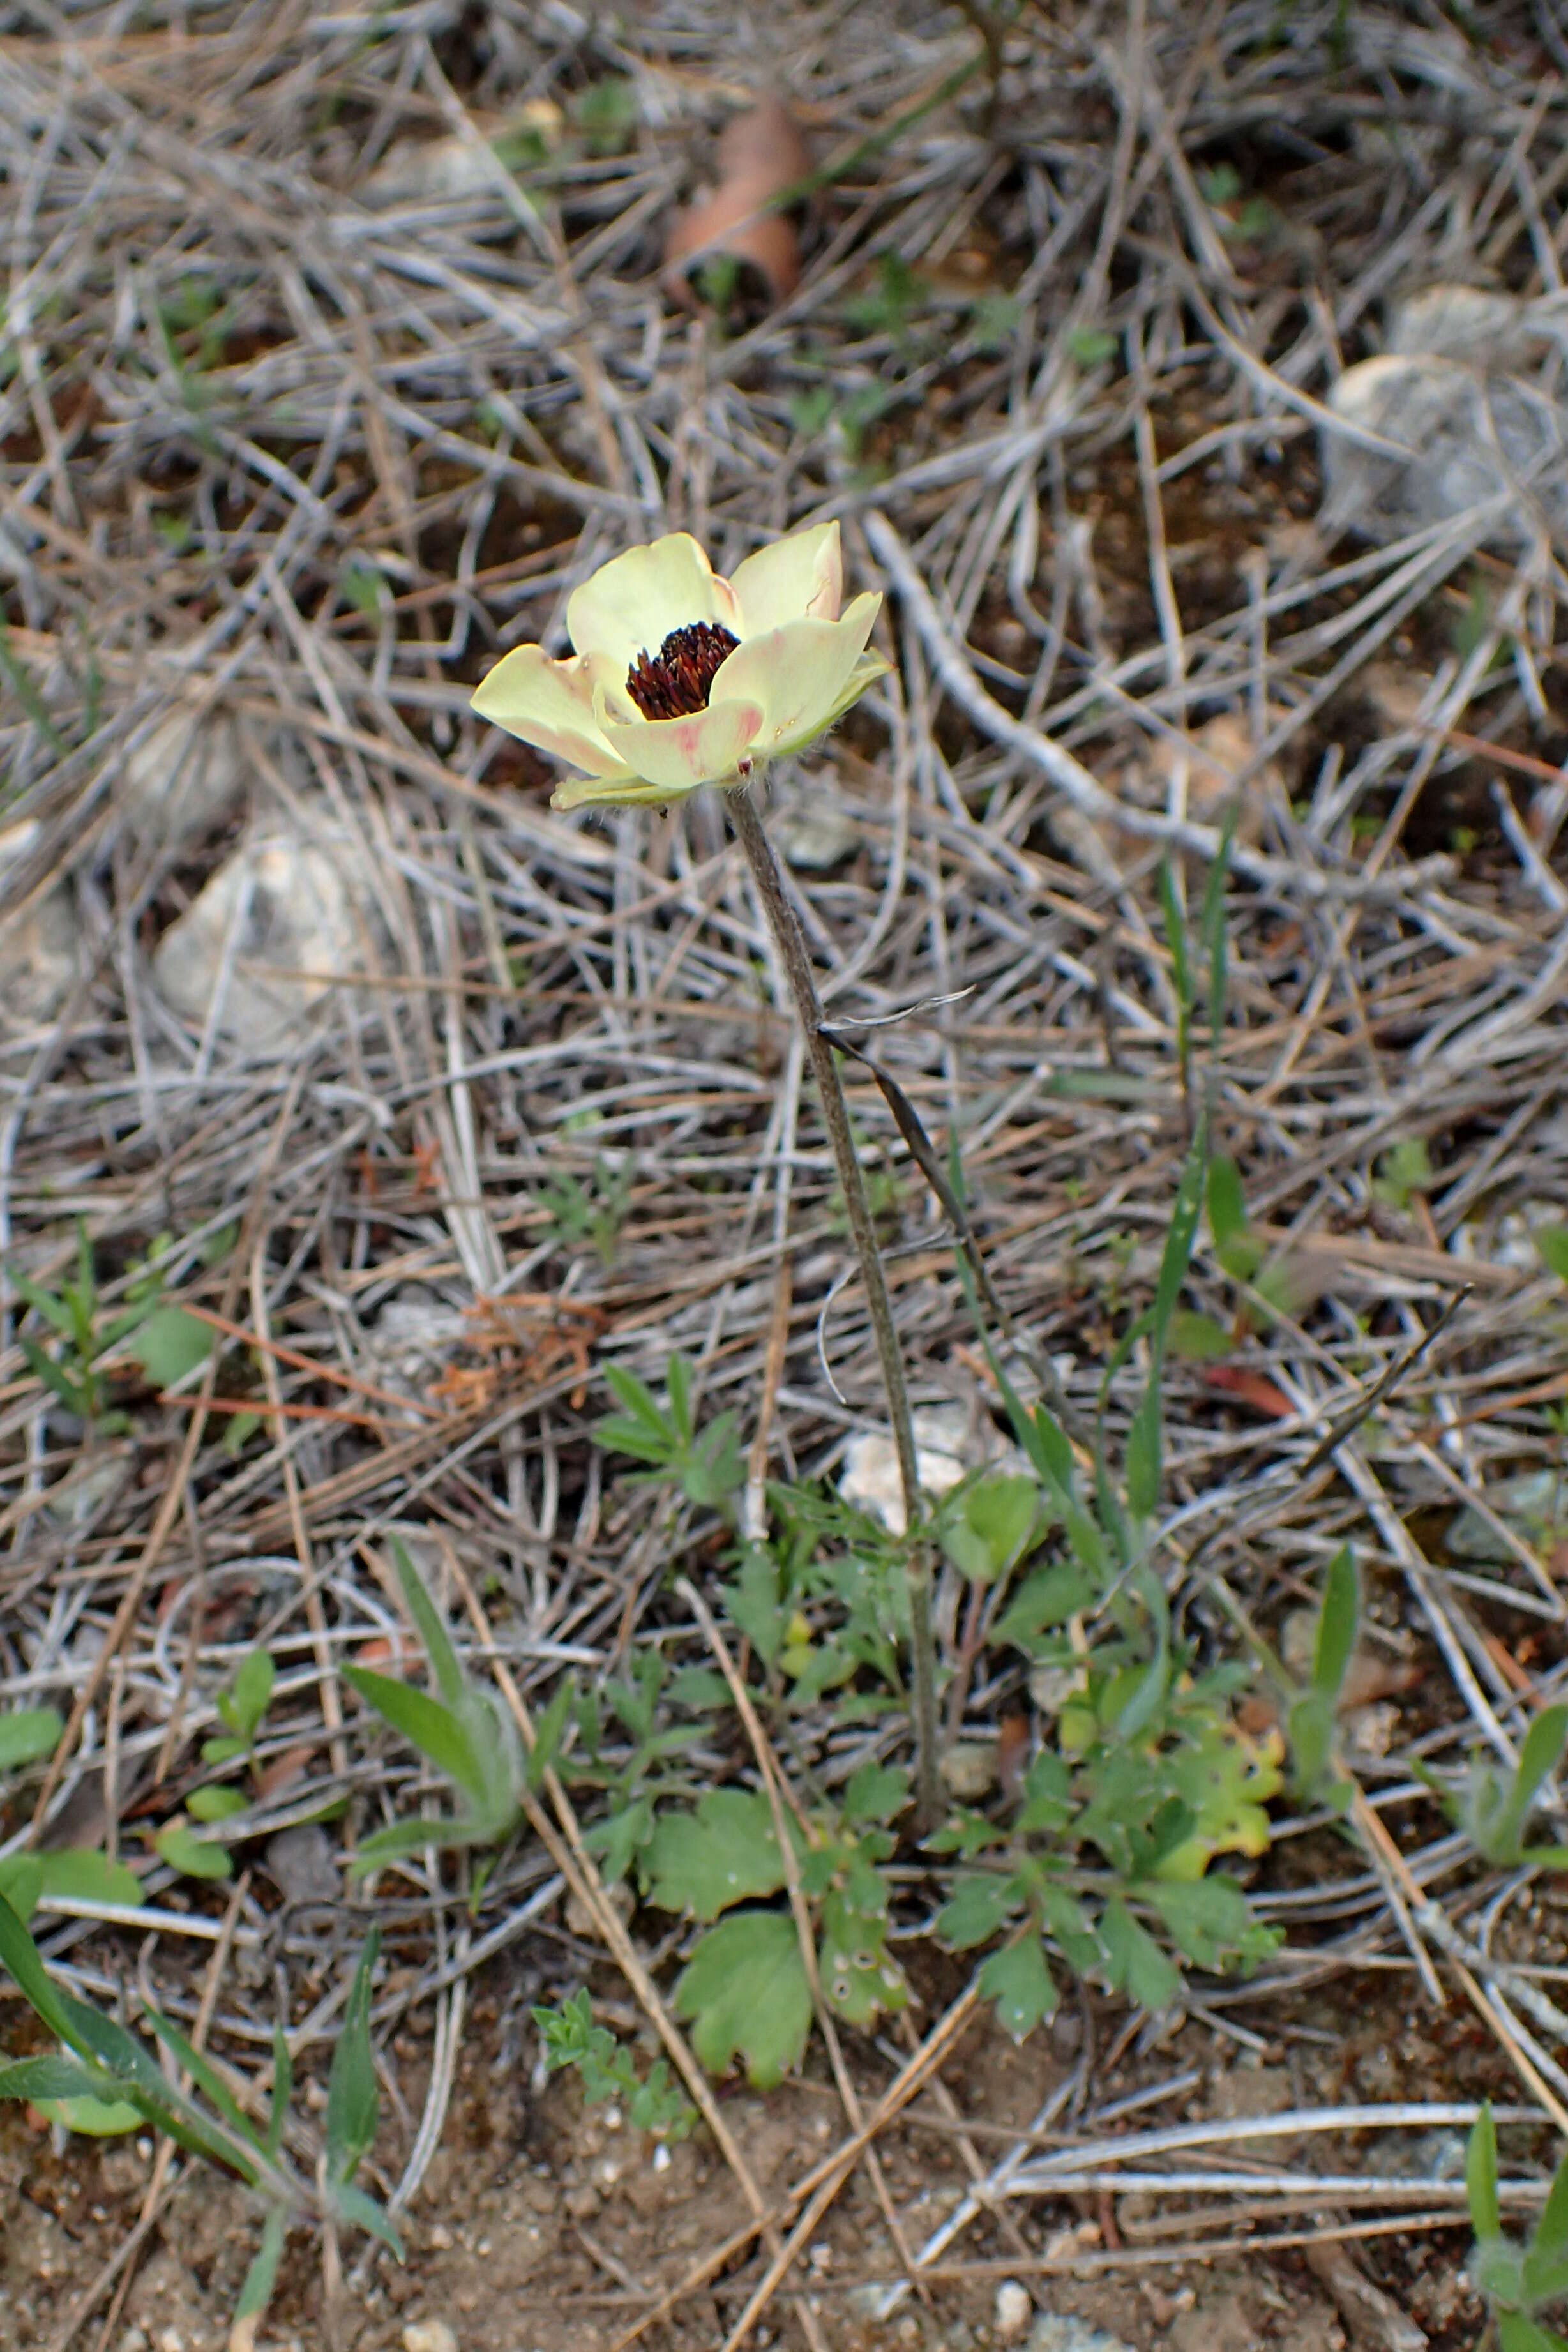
[672,1911,811,2088]
[819,1887,907,2029]
[642,1790,790,1920]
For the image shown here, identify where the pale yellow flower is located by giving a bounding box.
[470,522,888,810]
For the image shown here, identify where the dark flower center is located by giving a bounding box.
[626,621,739,720]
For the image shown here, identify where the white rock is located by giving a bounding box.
[1027,2318,1135,2352]
[995,2280,1032,2341]
[940,1740,999,1802]
[0,821,78,1031]
[361,106,561,209]
[1385,283,1536,366]
[151,833,368,1056]
[1322,356,1568,547]
[402,2326,459,2352]
[119,706,246,845]
[775,803,860,871]
[840,1403,1024,1536]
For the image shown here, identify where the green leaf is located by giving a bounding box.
[992,1560,1099,1646]
[979,1936,1058,2041]
[1169,1311,1232,1362]
[225,1645,276,1742]
[0,1886,77,2038]
[155,1824,234,1881]
[142,2006,265,2155]
[341,1665,489,1806]
[668,1667,730,1714]
[389,1540,468,1712]
[33,1850,144,1910]
[0,1708,64,1771]
[642,1791,788,1920]
[936,1873,1024,1951]
[1127,1114,1207,1519]
[331,2179,404,2258]
[1015,1750,1073,1837]
[1142,1876,1275,1973]
[126,1304,213,1388]
[1466,2101,1502,2238]
[326,1930,382,2188]
[1313,1544,1359,1701]
[819,1889,907,2029]
[1498,2316,1568,2352]
[1534,2150,1568,2274]
[1288,1691,1336,1799]
[525,1675,576,1791]
[0,1857,43,1920]
[583,1795,654,1888]
[187,1785,250,1823]
[672,1911,812,2089]
[0,2053,118,2106]
[233,2206,287,2331]
[937,1474,1039,1585]
[1505,1706,1568,1848]
[10,1271,77,1336]
[33,2090,144,2136]
[1538,1227,1568,1284]
[1207,1156,1248,1255]
[1099,1897,1182,2012]
[841,1761,910,1827]
[201,1734,248,1767]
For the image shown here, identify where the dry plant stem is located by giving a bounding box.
[728,782,940,1827]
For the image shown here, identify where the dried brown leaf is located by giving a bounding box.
[663,98,809,314]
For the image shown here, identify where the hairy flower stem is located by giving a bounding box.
[728,784,940,1828]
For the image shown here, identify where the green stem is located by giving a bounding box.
[728,783,940,1827]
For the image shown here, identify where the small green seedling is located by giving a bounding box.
[151,1645,280,1877]
[533,1989,695,2141]
[598,1356,745,1514]
[7,1221,213,1433]
[1373,1136,1434,1214]
[343,1542,524,1870]
[0,1895,398,2340]
[1466,2100,1568,2351]
[1285,1544,1358,1811]
[541,1154,634,1269]
[1454,1708,1568,1871]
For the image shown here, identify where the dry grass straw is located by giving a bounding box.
[3,0,1568,2337]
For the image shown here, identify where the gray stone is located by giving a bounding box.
[151,832,369,1055]
[1322,355,1568,547]
[0,821,78,1032]
[120,705,248,845]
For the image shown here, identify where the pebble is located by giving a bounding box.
[995,2279,1032,2340]
[402,2325,459,2352]
[839,1403,1030,1537]
[120,705,248,845]
[1027,2318,1135,2352]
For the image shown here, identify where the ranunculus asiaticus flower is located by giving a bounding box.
[470,522,889,810]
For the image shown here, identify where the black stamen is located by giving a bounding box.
[626,621,739,720]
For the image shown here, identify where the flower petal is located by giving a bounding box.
[470,646,633,780]
[710,592,881,757]
[551,769,698,813]
[596,693,764,793]
[728,522,843,633]
[566,532,739,672]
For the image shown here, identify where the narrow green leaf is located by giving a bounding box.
[525,1675,576,1791]
[326,1930,382,2188]
[1538,1227,1568,1284]
[388,1541,467,1712]
[342,1665,489,1805]
[233,2206,287,2328]
[1467,2101,1502,2238]
[0,1886,77,2040]
[331,2180,404,2257]
[1312,1544,1359,1701]
[142,2007,264,2155]
[8,1272,76,1336]
[1207,1156,1248,1253]
[230,1646,276,1741]
[666,1353,693,1444]
[19,1334,83,1410]
[0,2053,115,2105]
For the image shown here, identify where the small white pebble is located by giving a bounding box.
[652,2141,672,2173]
[995,2279,1032,2341]
[402,2325,459,2352]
